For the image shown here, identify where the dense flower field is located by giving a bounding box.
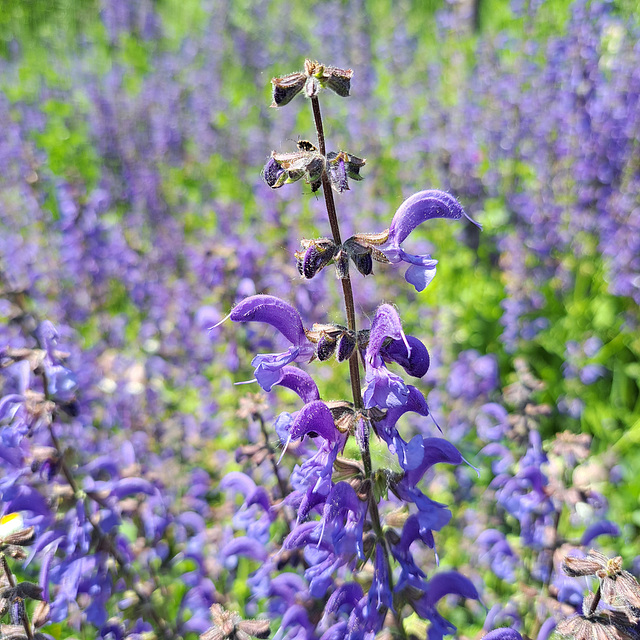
[1,0,639,638]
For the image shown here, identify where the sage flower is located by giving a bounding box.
[229,295,315,391]
[381,190,482,291]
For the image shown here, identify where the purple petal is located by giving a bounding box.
[537,617,557,640]
[483,630,523,640]
[221,536,268,562]
[325,583,364,615]
[284,521,322,550]
[404,262,438,292]
[230,295,306,346]
[220,471,256,497]
[388,190,481,247]
[405,437,463,486]
[580,520,620,546]
[251,347,300,391]
[383,385,430,426]
[290,401,338,442]
[363,366,409,409]
[424,571,479,606]
[366,304,409,364]
[110,477,157,498]
[381,335,430,378]
[274,366,320,403]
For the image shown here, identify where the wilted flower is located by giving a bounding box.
[326,151,365,193]
[263,149,325,192]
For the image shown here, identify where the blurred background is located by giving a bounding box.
[1,0,639,636]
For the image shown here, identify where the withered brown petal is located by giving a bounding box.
[271,72,306,107]
[0,625,29,640]
[32,601,50,629]
[1,527,36,547]
[199,628,224,640]
[563,552,607,577]
[237,619,270,639]
[352,230,390,246]
[16,582,43,601]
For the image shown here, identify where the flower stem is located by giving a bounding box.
[310,94,400,633]
[0,554,34,640]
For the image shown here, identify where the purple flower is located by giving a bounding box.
[373,385,432,470]
[483,630,523,640]
[229,295,315,391]
[381,190,481,291]
[363,304,411,409]
[411,572,479,640]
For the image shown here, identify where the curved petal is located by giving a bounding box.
[230,295,306,346]
[274,366,320,403]
[251,347,300,391]
[483,630,523,640]
[388,190,481,248]
[424,571,479,606]
[363,365,409,409]
[381,335,430,378]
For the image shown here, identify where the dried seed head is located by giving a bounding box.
[200,604,270,640]
[32,601,50,629]
[336,332,357,362]
[296,238,338,279]
[316,334,338,361]
[270,60,352,107]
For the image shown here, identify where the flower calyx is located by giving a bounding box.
[326,151,366,193]
[264,147,325,192]
[296,238,339,279]
[270,59,353,108]
[305,324,359,362]
[297,229,389,281]
[340,230,391,277]
[264,145,366,196]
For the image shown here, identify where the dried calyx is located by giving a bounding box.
[296,230,390,280]
[264,146,365,195]
[270,59,352,107]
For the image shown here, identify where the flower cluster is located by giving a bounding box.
[219,59,484,640]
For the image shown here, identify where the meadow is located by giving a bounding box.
[1,0,639,638]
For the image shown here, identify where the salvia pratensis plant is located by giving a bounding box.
[215,59,485,640]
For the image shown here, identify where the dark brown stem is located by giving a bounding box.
[310,93,399,631]
[1,554,35,640]
[589,585,601,615]
[254,412,293,533]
